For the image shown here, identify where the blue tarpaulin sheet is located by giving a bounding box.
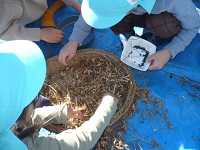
[33,0,200,149]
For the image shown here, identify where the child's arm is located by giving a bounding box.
[34,93,118,150]
[31,104,68,125]
[164,0,200,59]
[72,1,81,13]
[31,101,82,126]
[148,0,200,70]
[0,3,40,41]
[61,0,81,12]
[58,15,92,65]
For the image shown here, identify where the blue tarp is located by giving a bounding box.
[36,0,200,149]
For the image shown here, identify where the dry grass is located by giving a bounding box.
[40,49,150,149]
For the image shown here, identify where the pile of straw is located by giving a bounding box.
[40,49,140,149]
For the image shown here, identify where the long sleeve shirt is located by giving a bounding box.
[22,100,117,150]
[70,0,200,58]
[0,0,77,41]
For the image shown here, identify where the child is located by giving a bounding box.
[60,0,200,70]
[0,0,81,59]
[0,40,118,150]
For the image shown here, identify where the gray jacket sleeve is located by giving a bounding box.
[62,0,78,6]
[69,14,92,45]
[152,0,200,58]
[0,1,41,41]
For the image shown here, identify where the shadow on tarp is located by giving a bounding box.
[162,34,200,83]
[29,0,200,149]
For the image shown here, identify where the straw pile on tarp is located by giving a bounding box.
[40,49,145,149]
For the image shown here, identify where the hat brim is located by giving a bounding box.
[13,40,46,105]
[0,130,28,150]
[0,40,46,107]
[82,0,127,29]
[0,40,46,149]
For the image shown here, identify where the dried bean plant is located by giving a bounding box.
[40,49,148,149]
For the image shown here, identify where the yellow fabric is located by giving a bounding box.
[41,0,66,27]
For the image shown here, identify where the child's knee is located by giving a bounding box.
[146,12,181,39]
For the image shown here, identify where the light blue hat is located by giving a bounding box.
[82,0,140,29]
[0,40,46,150]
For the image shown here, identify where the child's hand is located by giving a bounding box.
[58,40,78,65]
[66,107,83,126]
[148,48,172,70]
[40,27,64,43]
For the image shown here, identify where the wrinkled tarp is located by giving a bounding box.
[33,0,200,149]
